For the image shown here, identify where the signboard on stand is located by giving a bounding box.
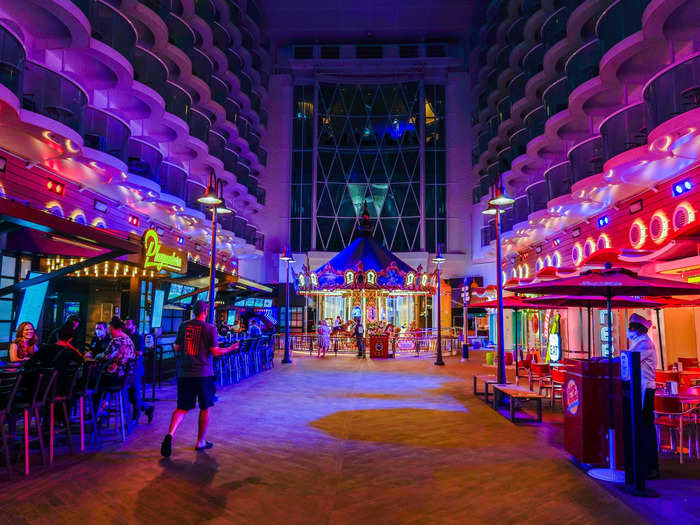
[547,313,562,363]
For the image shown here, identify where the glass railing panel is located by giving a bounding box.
[509,127,528,157]
[160,163,187,199]
[508,73,526,102]
[507,17,525,45]
[600,103,647,162]
[497,96,511,122]
[247,0,263,27]
[239,72,252,96]
[195,0,217,22]
[513,195,529,223]
[126,138,163,182]
[524,105,546,139]
[597,0,650,56]
[497,146,513,173]
[167,15,194,53]
[543,77,570,119]
[542,8,568,52]
[522,43,544,79]
[527,180,549,214]
[188,109,211,142]
[566,40,603,93]
[164,82,191,121]
[82,107,130,160]
[569,136,604,182]
[21,63,87,132]
[644,55,700,129]
[545,162,573,200]
[208,130,226,160]
[189,48,212,85]
[133,48,168,95]
[89,2,137,62]
[0,27,24,97]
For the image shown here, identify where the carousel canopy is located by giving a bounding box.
[298,204,434,293]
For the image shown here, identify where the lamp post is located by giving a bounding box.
[280,246,294,364]
[433,244,446,366]
[483,184,514,384]
[197,173,232,324]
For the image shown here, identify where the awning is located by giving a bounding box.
[0,198,141,295]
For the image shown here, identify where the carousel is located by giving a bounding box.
[296,205,437,334]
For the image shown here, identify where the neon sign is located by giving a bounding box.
[143,229,186,274]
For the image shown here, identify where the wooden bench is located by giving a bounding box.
[473,374,498,403]
[491,384,545,423]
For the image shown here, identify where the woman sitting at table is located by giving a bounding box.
[627,313,659,479]
[9,322,39,362]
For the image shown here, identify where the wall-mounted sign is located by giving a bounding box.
[547,313,562,363]
[143,229,187,274]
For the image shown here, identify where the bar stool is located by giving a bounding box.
[49,363,81,463]
[0,370,22,478]
[99,360,136,442]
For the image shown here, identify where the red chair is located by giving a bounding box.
[679,357,700,369]
[655,395,698,464]
[679,372,700,390]
[529,363,551,393]
[540,367,566,408]
[656,370,680,389]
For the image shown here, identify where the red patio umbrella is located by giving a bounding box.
[508,266,700,482]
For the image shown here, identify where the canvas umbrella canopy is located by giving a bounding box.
[527,295,665,359]
[508,265,700,482]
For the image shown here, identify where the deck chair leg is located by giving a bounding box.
[79,397,85,452]
[1,420,11,479]
[118,393,126,442]
[49,404,55,464]
[24,409,29,476]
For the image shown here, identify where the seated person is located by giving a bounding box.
[94,317,135,385]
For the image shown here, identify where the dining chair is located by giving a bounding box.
[655,395,699,464]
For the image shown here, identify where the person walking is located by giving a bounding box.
[353,318,365,358]
[125,318,154,424]
[9,321,39,362]
[161,300,236,457]
[317,319,330,358]
[626,313,660,480]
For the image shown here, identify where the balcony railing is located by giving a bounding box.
[165,81,192,122]
[188,108,211,143]
[600,102,647,162]
[159,162,187,200]
[167,15,195,53]
[210,75,229,106]
[527,180,549,214]
[543,77,570,119]
[82,107,130,161]
[21,62,87,132]
[522,43,545,79]
[508,73,526,103]
[569,137,604,183]
[194,0,218,22]
[223,147,238,173]
[126,138,163,182]
[88,1,137,63]
[513,195,529,224]
[524,105,546,140]
[138,0,182,21]
[133,47,168,95]
[545,162,573,200]
[247,0,263,27]
[644,55,700,130]
[256,186,265,205]
[509,127,529,158]
[189,48,213,85]
[542,7,568,52]
[597,0,650,56]
[506,17,525,45]
[0,26,24,97]
[566,40,603,93]
[208,130,226,161]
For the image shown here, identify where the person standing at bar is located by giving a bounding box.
[161,301,236,456]
[125,318,154,424]
[627,313,659,479]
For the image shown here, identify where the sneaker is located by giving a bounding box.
[195,441,213,451]
[160,434,172,458]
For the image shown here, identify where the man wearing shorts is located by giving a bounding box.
[161,300,236,456]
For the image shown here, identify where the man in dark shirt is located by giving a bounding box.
[25,324,83,376]
[353,318,365,358]
[161,301,236,457]
[47,315,81,346]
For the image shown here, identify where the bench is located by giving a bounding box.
[473,374,498,403]
[491,384,545,423]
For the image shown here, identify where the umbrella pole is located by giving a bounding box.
[655,308,665,371]
[587,306,592,360]
[588,292,624,483]
[514,308,519,378]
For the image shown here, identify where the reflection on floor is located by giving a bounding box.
[0,355,693,524]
